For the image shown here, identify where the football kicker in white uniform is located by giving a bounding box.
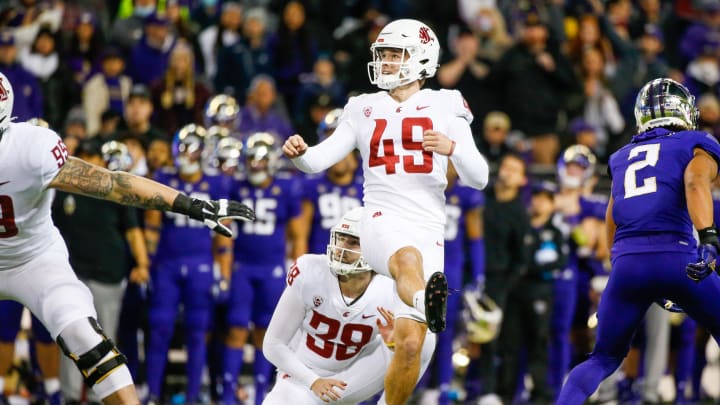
[282,18,489,405]
[263,207,436,404]
[0,71,255,404]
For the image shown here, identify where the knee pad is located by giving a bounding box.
[56,317,127,388]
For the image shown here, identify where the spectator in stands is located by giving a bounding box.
[214,6,272,100]
[150,42,211,136]
[83,46,132,137]
[293,58,345,133]
[568,118,599,157]
[683,35,720,98]
[577,46,624,160]
[63,12,106,87]
[628,0,671,40]
[3,0,63,51]
[332,12,387,95]
[437,28,499,135]
[128,12,176,86]
[698,93,720,139]
[61,108,89,156]
[53,139,149,404]
[477,111,513,166]
[20,25,77,130]
[680,1,720,65]
[268,0,318,109]
[610,24,669,125]
[146,137,172,177]
[238,74,294,143]
[190,0,222,31]
[97,109,124,142]
[0,30,43,121]
[110,0,159,51]
[118,133,150,177]
[120,84,168,146]
[487,11,577,165]
[198,1,242,81]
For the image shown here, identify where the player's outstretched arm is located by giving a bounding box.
[283,124,356,173]
[48,157,255,237]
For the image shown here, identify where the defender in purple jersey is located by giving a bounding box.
[144,125,235,404]
[558,78,720,403]
[222,133,304,405]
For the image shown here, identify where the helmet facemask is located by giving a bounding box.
[327,230,371,276]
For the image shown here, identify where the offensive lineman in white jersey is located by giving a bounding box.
[0,71,255,405]
[263,207,436,404]
[282,19,489,404]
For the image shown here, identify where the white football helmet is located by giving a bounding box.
[463,291,503,344]
[367,19,440,90]
[327,207,372,276]
[0,72,14,134]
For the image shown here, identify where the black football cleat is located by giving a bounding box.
[425,271,448,333]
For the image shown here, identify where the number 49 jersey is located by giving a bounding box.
[0,123,68,269]
[342,88,472,228]
[609,127,720,249]
[285,254,396,374]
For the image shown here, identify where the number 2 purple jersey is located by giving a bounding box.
[609,128,720,251]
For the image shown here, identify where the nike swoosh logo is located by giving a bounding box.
[0,181,10,186]
[361,314,375,319]
[416,106,430,111]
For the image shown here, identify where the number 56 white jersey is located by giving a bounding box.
[0,123,67,269]
[341,89,472,229]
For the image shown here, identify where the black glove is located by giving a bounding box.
[686,226,720,282]
[172,194,255,237]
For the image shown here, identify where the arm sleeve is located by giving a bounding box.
[448,117,489,190]
[263,287,320,388]
[291,120,357,173]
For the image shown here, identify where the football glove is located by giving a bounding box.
[686,226,720,282]
[172,194,256,237]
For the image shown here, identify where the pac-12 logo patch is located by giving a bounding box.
[363,106,372,117]
[313,295,323,307]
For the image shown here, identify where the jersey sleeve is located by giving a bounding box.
[442,89,473,125]
[32,127,68,188]
[691,131,720,169]
[262,283,320,388]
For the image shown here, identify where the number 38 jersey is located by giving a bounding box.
[342,89,472,228]
[609,127,720,251]
[285,254,396,374]
[0,123,68,269]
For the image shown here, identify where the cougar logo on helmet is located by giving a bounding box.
[419,26,432,44]
[0,78,8,102]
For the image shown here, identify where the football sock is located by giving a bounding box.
[254,351,273,404]
[222,346,244,404]
[185,329,207,401]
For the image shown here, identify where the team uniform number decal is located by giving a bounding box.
[624,144,660,199]
[306,310,374,360]
[369,118,434,174]
[0,195,18,238]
